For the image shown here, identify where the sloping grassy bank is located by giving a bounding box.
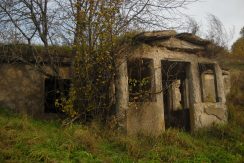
[0,105,243,163]
[1,56,244,163]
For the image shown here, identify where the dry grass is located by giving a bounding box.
[0,107,243,162]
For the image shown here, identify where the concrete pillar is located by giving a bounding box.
[189,63,202,103]
[188,62,202,130]
[155,59,165,130]
[154,59,164,102]
[200,72,206,102]
[214,64,226,103]
[115,58,129,129]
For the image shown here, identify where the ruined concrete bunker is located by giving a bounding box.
[0,31,230,135]
[115,31,230,135]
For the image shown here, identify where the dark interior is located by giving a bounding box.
[44,78,71,113]
[161,61,191,131]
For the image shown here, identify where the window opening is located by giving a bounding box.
[128,58,155,102]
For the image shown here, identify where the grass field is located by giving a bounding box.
[0,107,243,163]
[0,56,244,163]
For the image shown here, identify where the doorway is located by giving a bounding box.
[44,77,71,113]
[161,61,191,131]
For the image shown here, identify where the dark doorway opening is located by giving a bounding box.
[161,61,190,131]
[44,78,71,113]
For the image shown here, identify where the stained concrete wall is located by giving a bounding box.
[127,103,164,135]
[222,71,231,96]
[117,43,228,135]
[201,73,217,102]
[0,64,71,117]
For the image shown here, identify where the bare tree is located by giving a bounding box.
[0,0,200,46]
[0,0,60,48]
[0,0,66,77]
[206,14,234,49]
[0,22,24,44]
[54,0,199,44]
[185,16,200,35]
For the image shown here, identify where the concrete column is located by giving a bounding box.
[115,58,129,128]
[189,63,202,103]
[214,64,226,103]
[154,59,164,104]
[200,72,206,102]
[188,62,202,131]
[154,59,165,130]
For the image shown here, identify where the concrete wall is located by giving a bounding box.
[116,44,228,135]
[127,102,164,135]
[223,71,231,96]
[0,64,71,117]
[201,73,217,102]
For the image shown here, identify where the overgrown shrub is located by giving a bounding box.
[228,71,244,106]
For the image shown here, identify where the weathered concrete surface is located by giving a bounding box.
[0,64,44,116]
[127,102,164,136]
[215,64,226,103]
[222,70,231,95]
[115,58,129,129]
[153,37,205,51]
[0,64,71,117]
[193,103,227,128]
[204,106,226,120]
[201,73,217,102]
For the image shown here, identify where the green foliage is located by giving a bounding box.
[129,78,151,101]
[228,71,244,106]
[62,0,136,120]
[55,87,79,118]
[128,58,154,102]
[0,109,101,162]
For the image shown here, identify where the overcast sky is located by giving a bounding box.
[184,0,244,46]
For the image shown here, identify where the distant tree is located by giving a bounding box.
[240,27,244,38]
[232,28,244,56]
[232,38,244,56]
